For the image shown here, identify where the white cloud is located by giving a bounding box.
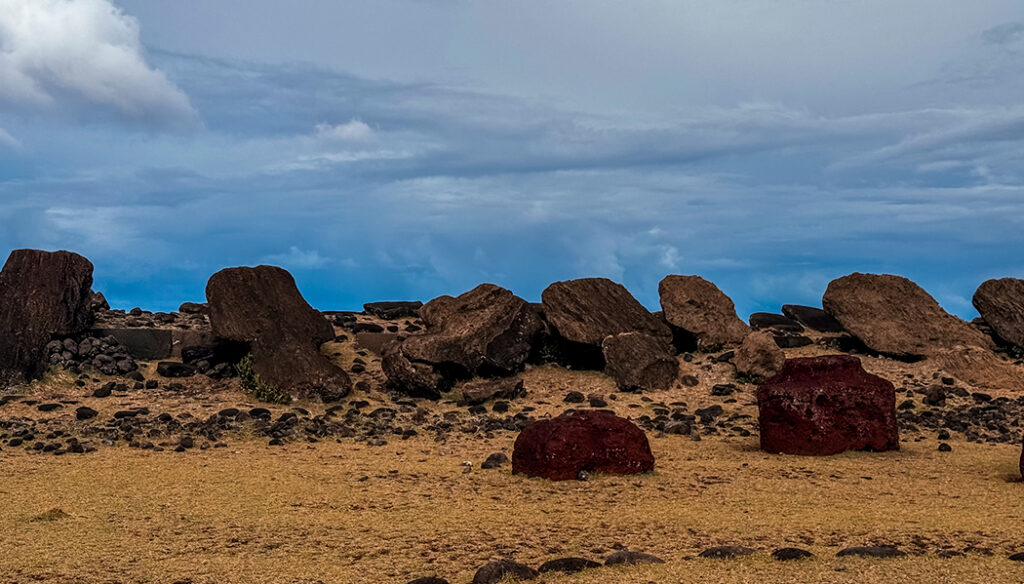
[314,119,374,142]
[260,246,330,269]
[0,126,18,148]
[0,0,195,124]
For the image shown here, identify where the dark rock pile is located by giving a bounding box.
[45,334,137,376]
[93,304,209,331]
[382,284,542,399]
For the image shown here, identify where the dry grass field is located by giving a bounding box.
[3,320,1024,583]
[2,430,1023,584]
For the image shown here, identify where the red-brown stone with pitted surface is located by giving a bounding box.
[512,410,654,480]
[757,355,899,456]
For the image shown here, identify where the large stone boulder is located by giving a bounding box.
[0,249,94,386]
[419,294,458,329]
[602,332,678,392]
[757,355,899,456]
[206,265,350,401]
[383,284,542,399]
[658,275,750,351]
[822,273,992,358]
[541,277,671,348]
[927,345,1024,391]
[781,304,844,333]
[749,312,803,332]
[512,410,655,480]
[734,331,785,380]
[973,278,1024,348]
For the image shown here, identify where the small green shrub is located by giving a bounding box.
[237,355,291,404]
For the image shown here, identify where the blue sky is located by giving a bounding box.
[1,1,1024,317]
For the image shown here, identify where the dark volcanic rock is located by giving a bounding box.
[458,377,525,405]
[363,301,422,320]
[157,361,196,378]
[772,547,813,561]
[604,550,665,566]
[0,249,94,386]
[659,275,750,351]
[178,302,209,315]
[512,410,654,481]
[836,546,906,559]
[537,557,601,574]
[542,278,671,348]
[563,391,585,403]
[757,355,899,456]
[749,312,803,332]
[481,452,509,469]
[383,284,542,399]
[772,334,814,349]
[75,406,98,420]
[822,273,992,358]
[781,304,844,333]
[206,265,350,401]
[973,278,1024,347]
[602,332,678,392]
[405,578,449,584]
[181,341,248,367]
[471,560,538,584]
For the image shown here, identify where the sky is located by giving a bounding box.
[1,1,1024,318]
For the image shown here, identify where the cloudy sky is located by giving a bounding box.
[1,0,1023,317]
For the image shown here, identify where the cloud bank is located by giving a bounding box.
[0,0,194,125]
[1,2,1023,318]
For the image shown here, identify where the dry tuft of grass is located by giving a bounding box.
[28,507,72,522]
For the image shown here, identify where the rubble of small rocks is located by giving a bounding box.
[45,334,137,376]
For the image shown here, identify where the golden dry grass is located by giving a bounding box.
[4,324,1024,583]
[1,433,1023,584]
